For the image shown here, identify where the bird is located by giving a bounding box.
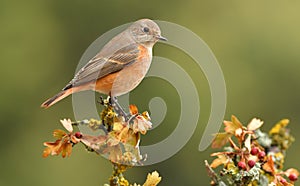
[41,18,167,109]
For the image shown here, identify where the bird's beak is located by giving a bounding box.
[157,35,167,41]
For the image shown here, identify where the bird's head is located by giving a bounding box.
[130,19,167,46]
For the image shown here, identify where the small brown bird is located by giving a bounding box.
[41,19,166,108]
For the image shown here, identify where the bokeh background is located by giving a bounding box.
[1,0,300,185]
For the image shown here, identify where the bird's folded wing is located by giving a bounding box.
[63,44,140,90]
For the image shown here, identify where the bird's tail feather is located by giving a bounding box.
[41,89,72,108]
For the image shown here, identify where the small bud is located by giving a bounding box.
[75,132,82,139]
[289,173,298,181]
[258,151,266,159]
[280,177,288,184]
[248,160,256,168]
[238,161,247,170]
[250,147,259,155]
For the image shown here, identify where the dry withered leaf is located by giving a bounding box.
[60,118,73,132]
[132,115,152,135]
[247,118,264,131]
[43,139,72,158]
[103,145,122,163]
[80,135,107,151]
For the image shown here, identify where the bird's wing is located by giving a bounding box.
[63,44,141,90]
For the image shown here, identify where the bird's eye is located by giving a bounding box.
[143,27,150,33]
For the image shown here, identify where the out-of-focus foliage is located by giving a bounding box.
[1,0,300,185]
[207,116,298,186]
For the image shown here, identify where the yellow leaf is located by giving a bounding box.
[211,132,231,148]
[118,126,130,143]
[113,122,125,131]
[143,171,162,186]
[224,115,243,134]
[226,162,239,174]
[126,129,140,147]
[42,147,51,158]
[52,129,67,139]
[142,111,151,121]
[269,119,289,135]
[210,154,228,168]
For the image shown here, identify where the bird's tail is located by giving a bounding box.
[41,89,73,108]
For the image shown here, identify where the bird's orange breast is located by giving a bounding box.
[94,45,151,96]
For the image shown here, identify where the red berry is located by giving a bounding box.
[250,147,259,155]
[248,160,256,168]
[258,151,266,159]
[75,132,82,139]
[238,161,247,170]
[280,177,288,184]
[289,173,298,181]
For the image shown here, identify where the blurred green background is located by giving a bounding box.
[1,0,300,185]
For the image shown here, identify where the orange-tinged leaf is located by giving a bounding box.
[210,154,228,168]
[211,132,231,148]
[263,156,276,174]
[129,104,138,115]
[247,118,264,131]
[210,152,226,157]
[118,126,130,143]
[224,115,243,134]
[61,142,72,158]
[71,135,81,144]
[52,129,67,139]
[42,147,51,158]
[231,115,243,128]
[43,140,63,156]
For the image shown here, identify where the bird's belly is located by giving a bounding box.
[95,53,152,96]
[111,55,152,96]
